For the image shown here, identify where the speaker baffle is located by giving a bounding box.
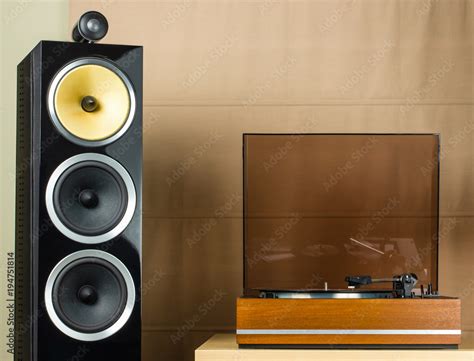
[47,57,136,147]
[46,153,136,244]
[45,250,135,341]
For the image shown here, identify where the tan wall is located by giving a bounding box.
[0,0,464,360]
[0,1,69,360]
[69,1,473,360]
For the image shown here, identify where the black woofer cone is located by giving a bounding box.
[53,160,128,236]
[52,257,127,334]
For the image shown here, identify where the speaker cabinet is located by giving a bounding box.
[15,41,142,361]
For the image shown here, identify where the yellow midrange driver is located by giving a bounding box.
[48,58,136,147]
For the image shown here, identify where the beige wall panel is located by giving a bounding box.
[142,105,400,218]
[70,1,473,105]
[70,0,295,103]
[438,217,474,330]
[142,217,186,327]
[287,0,402,101]
[399,107,474,216]
[143,217,242,327]
[179,217,242,325]
[400,0,473,100]
[143,105,473,217]
[398,106,474,216]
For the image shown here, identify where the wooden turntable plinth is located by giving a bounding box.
[236,297,461,347]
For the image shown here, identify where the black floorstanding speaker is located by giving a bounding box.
[15,41,142,361]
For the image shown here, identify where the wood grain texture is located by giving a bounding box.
[237,298,461,345]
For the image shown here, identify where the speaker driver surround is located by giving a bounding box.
[53,160,128,236]
[45,250,136,341]
[47,57,136,147]
[46,153,136,244]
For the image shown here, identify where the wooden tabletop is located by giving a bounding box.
[196,333,474,361]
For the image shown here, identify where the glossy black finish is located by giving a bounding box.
[15,41,142,361]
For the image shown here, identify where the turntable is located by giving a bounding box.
[236,134,461,348]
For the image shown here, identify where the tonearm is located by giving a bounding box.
[345,273,418,298]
